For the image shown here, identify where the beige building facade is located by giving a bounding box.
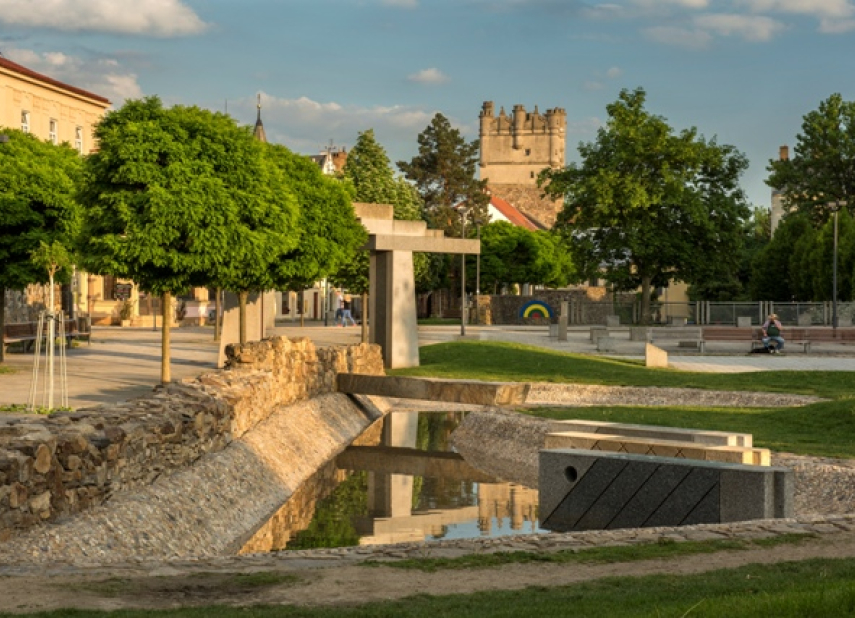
[1,57,117,324]
[0,56,108,154]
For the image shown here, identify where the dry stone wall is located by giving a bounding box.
[0,336,384,542]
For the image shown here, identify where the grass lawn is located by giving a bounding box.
[390,340,855,458]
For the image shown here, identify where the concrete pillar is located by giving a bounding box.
[369,250,419,369]
[558,301,568,342]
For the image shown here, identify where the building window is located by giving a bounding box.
[21,111,30,133]
[74,126,84,153]
[49,119,58,144]
[530,171,535,179]
[525,148,531,156]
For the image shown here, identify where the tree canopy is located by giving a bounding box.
[477,221,573,293]
[397,114,489,237]
[0,129,82,362]
[263,143,365,294]
[78,97,300,377]
[541,88,749,321]
[335,129,429,294]
[767,93,855,224]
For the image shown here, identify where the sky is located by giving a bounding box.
[2,0,854,211]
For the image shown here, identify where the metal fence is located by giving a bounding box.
[567,301,855,326]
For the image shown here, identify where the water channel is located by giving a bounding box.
[240,412,544,554]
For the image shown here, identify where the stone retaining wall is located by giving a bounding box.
[0,336,384,542]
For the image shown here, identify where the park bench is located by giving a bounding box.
[2,318,91,353]
[699,327,814,353]
[796,327,855,352]
[647,326,705,352]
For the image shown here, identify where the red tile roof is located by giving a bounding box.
[489,195,539,230]
[0,56,110,105]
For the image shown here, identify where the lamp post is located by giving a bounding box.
[833,201,840,331]
[458,206,471,336]
[474,220,481,325]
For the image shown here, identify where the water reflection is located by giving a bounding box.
[239,412,542,554]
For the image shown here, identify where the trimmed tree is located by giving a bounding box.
[78,97,298,381]
[0,129,81,363]
[541,88,749,322]
[263,142,366,327]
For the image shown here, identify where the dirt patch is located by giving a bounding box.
[2,531,855,614]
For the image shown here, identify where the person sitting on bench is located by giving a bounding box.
[761,313,785,353]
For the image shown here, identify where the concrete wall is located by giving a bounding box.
[0,336,384,542]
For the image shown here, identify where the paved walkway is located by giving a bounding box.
[1,322,854,409]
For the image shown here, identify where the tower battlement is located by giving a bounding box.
[479,101,566,185]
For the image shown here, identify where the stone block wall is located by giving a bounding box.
[485,289,630,325]
[0,336,384,541]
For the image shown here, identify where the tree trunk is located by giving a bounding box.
[640,274,652,325]
[239,290,248,346]
[161,291,171,384]
[0,285,5,364]
[214,287,221,342]
[361,292,368,344]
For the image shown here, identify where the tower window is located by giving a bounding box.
[530,171,535,179]
[21,111,30,133]
[49,119,58,144]
[74,126,84,153]
[525,149,531,156]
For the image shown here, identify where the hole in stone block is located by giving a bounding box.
[565,466,578,483]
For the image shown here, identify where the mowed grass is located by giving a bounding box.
[7,557,855,617]
[391,340,855,458]
[394,340,854,399]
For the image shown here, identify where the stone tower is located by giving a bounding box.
[479,101,566,228]
[479,101,566,185]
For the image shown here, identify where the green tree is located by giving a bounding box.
[690,207,771,301]
[263,143,366,325]
[476,222,573,293]
[78,97,298,381]
[767,93,855,224]
[397,114,489,236]
[0,129,81,363]
[541,88,750,322]
[335,129,430,296]
[749,212,814,301]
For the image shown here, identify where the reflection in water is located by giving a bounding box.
[239,412,542,554]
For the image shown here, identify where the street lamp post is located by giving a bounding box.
[458,207,471,336]
[833,201,840,331]
[474,221,481,325]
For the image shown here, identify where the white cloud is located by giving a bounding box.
[0,0,209,36]
[819,16,855,31]
[633,0,709,8]
[382,0,418,7]
[606,66,623,78]
[643,25,713,49]
[407,68,450,85]
[584,80,605,91]
[1,44,143,104]
[243,92,440,156]
[695,13,786,41]
[737,0,854,18]
[738,0,855,32]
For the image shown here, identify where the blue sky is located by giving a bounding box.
[1,0,854,210]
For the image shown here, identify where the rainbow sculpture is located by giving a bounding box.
[519,300,554,320]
